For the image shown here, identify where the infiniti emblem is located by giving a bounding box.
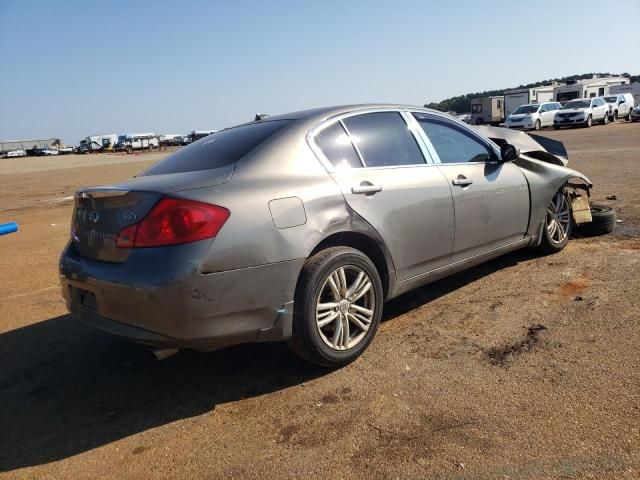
[88,210,100,223]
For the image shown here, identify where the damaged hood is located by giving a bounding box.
[472,125,569,166]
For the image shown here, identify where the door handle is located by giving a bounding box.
[452,176,473,187]
[351,183,382,195]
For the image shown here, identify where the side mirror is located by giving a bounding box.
[500,143,520,162]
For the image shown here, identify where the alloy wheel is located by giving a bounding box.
[546,192,571,244]
[315,265,375,351]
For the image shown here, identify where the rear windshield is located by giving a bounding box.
[142,120,293,175]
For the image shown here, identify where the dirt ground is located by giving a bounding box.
[1,123,638,479]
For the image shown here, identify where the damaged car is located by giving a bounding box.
[60,104,598,367]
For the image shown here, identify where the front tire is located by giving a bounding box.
[534,119,541,131]
[288,247,383,367]
[602,113,609,125]
[584,115,592,128]
[536,190,572,254]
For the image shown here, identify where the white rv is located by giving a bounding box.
[504,85,558,117]
[553,76,630,103]
[470,96,504,125]
[610,82,640,107]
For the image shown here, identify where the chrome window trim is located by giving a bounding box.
[338,119,366,167]
[307,107,436,172]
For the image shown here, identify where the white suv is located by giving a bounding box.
[602,93,635,121]
[553,97,609,129]
[504,102,562,130]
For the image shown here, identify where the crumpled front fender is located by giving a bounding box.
[516,155,592,238]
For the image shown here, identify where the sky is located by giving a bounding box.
[1,0,638,143]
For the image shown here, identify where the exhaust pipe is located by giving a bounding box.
[150,347,179,361]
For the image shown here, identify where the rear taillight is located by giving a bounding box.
[116,197,230,248]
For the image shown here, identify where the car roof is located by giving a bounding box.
[262,104,439,123]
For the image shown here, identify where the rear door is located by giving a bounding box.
[411,112,529,262]
[310,110,455,281]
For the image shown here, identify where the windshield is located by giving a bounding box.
[604,96,617,103]
[513,105,539,114]
[142,120,293,175]
[563,100,590,109]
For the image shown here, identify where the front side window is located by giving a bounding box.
[314,121,362,169]
[413,115,493,164]
[341,112,425,168]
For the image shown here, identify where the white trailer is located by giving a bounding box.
[504,85,558,117]
[553,76,630,103]
[470,96,504,125]
[610,83,640,106]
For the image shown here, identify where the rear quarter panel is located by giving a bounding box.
[180,133,350,273]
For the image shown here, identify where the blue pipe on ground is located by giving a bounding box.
[0,222,18,235]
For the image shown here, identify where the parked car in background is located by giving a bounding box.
[115,133,160,153]
[56,145,74,155]
[6,149,26,158]
[456,113,472,124]
[602,93,635,121]
[60,104,592,367]
[159,135,183,147]
[504,102,562,130]
[630,105,640,122]
[38,146,59,156]
[554,98,609,128]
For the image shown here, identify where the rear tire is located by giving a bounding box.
[536,189,572,254]
[574,204,616,236]
[288,247,383,367]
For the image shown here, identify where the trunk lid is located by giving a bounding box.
[71,164,233,262]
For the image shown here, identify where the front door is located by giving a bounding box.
[312,111,455,281]
[411,112,530,262]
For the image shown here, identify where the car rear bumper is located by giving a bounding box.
[59,242,304,351]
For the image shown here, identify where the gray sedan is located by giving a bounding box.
[60,105,591,367]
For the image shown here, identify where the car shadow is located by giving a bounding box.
[0,249,536,472]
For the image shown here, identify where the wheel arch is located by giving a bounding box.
[308,231,395,299]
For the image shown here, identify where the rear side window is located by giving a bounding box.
[414,115,493,164]
[142,120,292,175]
[341,112,425,168]
[314,121,362,169]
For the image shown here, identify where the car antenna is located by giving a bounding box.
[254,113,270,121]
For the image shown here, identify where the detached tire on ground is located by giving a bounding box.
[289,246,384,367]
[574,204,616,236]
